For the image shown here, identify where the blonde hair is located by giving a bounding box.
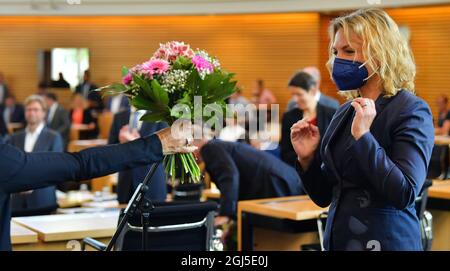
[24,95,47,111]
[326,8,416,99]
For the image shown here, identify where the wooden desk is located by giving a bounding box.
[70,124,95,141]
[237,196,327,251]
[202,188,220,200]
[68,139,108,152]
[427,180,450,251]
[12,211,119,250]
[429,181,450,200]
[11,221,38,245]
[435,135,450,146]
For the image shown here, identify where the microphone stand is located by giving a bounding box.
[105,160,161,251]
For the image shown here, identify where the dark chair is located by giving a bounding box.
[82,201,218,251]
[428,145,449,179]
[416,179,433,251]
[172,183,204,201]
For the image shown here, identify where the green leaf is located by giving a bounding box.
[132,74,153,100]
[131,93,153,110]
[140,112,168,123]
[150,80,169,105]
[121,66,129,77]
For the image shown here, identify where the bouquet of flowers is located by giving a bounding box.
[98,41,237,183]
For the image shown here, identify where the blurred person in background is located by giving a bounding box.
[70,93,98,140]
[280,71,336,167]
[108,106,168,203]
[0,72,10,106]
[6,95,62,217]
[435,95,450,135]
[286,66,340,112]
[45,92,71,149]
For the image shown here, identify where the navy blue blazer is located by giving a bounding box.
[297,90,434,251]
[0,135,163,250]
[7,127,62,216]
[201,140,303,217]
[108,110,167,203]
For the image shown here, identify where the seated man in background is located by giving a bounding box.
[198,139,304,225]
[108,106,168,203]
[280,71,336,167]
[45,93,71,150]
[6,95,62,216]
[1,94,25,128]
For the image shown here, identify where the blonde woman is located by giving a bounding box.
[291,8,434,251]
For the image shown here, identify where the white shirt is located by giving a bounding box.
[47,103,58,124]
[129,108,144,131]
[24,122,45,153]
[110,95,124,114]
[315,91,322,102]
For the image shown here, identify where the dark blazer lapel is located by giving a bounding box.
[33,128,49,152]
[322,103,354,182]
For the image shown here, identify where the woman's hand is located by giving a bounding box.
[351,98,377,140]
[155,120,197,155]
[290,120,320,170]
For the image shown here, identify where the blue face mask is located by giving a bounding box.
[332,57,370,91]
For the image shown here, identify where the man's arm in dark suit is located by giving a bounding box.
[0,135,163,194]
[201,141,239,217]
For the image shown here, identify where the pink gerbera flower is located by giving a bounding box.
[122,73,132,85]
[140,59,170,77]
[192,55,214,73]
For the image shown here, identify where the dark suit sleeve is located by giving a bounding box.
[0,135,163,194]
[280,112,298,167]
[350,99,434,209]
[201,141,239,216]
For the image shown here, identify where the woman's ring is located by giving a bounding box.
[186,138,193,146]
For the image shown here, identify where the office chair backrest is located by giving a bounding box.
[428,145,449,179]
[115,201,217,251]
[172,183,204,201]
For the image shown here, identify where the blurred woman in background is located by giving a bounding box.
[70,93,99,140]
[280,71,336,167]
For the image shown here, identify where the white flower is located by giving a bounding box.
[161,69,191,93]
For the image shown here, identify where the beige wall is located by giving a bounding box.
[0,6,449,118]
